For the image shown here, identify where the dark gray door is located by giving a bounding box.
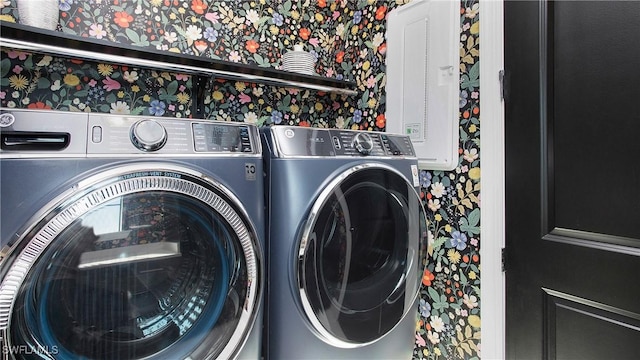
[504,1,640,358]
[297,165,427,347]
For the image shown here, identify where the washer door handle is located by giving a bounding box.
[1,132,70,151]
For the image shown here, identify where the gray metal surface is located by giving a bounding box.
[267,125,416,158]
[0,108,265,360]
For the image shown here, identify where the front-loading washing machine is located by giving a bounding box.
[0,108,264,360]
[261,126,428,359]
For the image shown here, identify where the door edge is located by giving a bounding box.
[479,0,506,358]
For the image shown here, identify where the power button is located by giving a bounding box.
[91,126,103,143]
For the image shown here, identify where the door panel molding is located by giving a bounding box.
[542,0,640,241]
[543,288,640,359]
[543,228,640,257]
[539,0,555,238]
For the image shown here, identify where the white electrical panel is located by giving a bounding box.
[386,0,459,170]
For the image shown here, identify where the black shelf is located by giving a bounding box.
[0,21,357,96]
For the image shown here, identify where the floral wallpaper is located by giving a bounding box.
[0,0,396,129]
[0,0,480,359]
[414,2,480,358]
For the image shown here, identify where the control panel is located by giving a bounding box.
[87,115,257,155]
[0,109,259,157]
[271,126,415,158]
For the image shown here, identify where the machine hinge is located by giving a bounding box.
[499,69,508,101]
[501,247,507,272]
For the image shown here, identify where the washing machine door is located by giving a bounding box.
[0,163,261,360]
[297,163,428,347]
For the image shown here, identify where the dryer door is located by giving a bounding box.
[0,164,261,360]
[297,163,428,347]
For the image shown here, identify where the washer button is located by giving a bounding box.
[130,119,167,152]
[91,126,103,143]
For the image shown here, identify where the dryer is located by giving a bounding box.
[0,108,264,360]
[261,126,428,359]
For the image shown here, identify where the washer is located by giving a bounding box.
[261,126,428,359]
[0,108,264,360]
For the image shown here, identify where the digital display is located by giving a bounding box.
[210,125,240,150]
[192,123,252,153]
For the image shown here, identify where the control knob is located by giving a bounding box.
[130,119,167,152]
[352,132,374,155]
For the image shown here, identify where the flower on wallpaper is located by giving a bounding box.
[352,109,362,123]
[114,11,134,28]
[211,90,224,101]
[229,51,242,62]
[185,25,203,45]
[422,268,435,287]
[271,110,283,124]
[102,77,121,91]
[419,298,432,318]
[374,113,385,128]
[8,74,28,90]
[58,0,71,12]
[459,90,469,108]
[429,315,446,333]
[35,55,53,67]
[450,231,468,251]
[177,92,190,105]
[430,182,447,198]
[244,111,258,123]
[238,93,251,104]
[463,148,477,164]
[427,331,440,345]
[468,167,481,181]
[447,249,461,264]
[203,28,219,42]
[163,31,178,45]
[204,12,219,24]
[468,315,481,329]
[463,294,479,309]
[272,12,284,26]
[245,9,259,27]
[251,87,263,97]
[465,3,480,19]
[427,199,441,212]
[420,170,432,188]
[5,50,27,61]
[110,101,130,114]
[89,24,107,39]
[191,0,207,14]
[149,100,166,116]
[50,80,62,91]
[123,71,139,83]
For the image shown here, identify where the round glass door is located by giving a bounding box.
[0,165,261,360]
[297,164,428,347]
